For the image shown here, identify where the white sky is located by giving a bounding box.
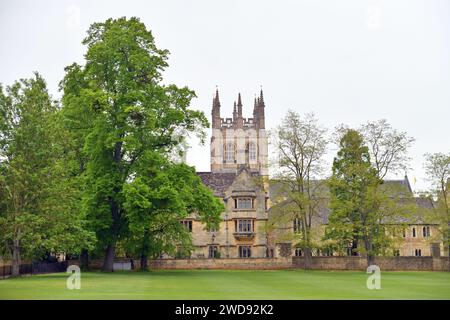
[1,0,449,192]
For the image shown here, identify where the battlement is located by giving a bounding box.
[211,89,265,130]
[220,117,256,129]
[210,89,268,176]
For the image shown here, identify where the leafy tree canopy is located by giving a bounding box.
[60,17,217,271]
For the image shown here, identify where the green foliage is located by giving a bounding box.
[0,17,222,268]
[424,152,450,251]
[269,111,328,258]
[122,155,223,259]
[325,129,416,258]
[325,129,382,256]
[0,73,94,262]
[60,17,219,267]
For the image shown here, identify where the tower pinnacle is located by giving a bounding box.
[211,87,221,128]
[257,88,265,129]
[237,93,243,118]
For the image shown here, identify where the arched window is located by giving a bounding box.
[423,226,430,237]
[293,218,302,233]
[249,142,256,161]
[225,142,234,162]
[412,227,416,238]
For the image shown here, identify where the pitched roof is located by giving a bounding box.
[268,176,439,225]
[196,172,237,197]
[382,175,413,194]
[197,166,263,197]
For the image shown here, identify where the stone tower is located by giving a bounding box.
[210,89,268,176]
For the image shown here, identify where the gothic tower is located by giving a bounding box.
[210,89,268,176]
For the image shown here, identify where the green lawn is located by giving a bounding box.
[0,270,449,300]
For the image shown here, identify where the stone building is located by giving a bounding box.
[181,89,445,259]
[183,89,271,258]
[270,176,445,258]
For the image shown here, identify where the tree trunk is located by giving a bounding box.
[80,249,89,271]
[102,193,121,272]
[303,247,312,270]
[11,239,21,277]
[366,253,375,267]
[101,141,124,272]
[448,223,450,271]
[350,238,358,256]
[140,229,150,271]
[364,236,374,267]
[140,254,148,271]
[103,243,116,272]
[447,216,450,271]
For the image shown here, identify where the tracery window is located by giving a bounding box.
[249,142,256,161]
[225,142,234,162]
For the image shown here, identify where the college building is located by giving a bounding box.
[179,89,446,259]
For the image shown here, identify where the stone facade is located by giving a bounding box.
[398,224,442,257]
[148,258,292,270]
[186,89,271,259]
[292,256,450,271]
[182,89,447,261]
[66,256,449,271]
[210,89,268,176]
[270,177,446,258]
[191,169,270,258]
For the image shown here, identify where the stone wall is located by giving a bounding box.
[292,256,450,271]
[66,256,449,271]
[0,259,10,267]
[67,258,292,270]
[148,258,292,270]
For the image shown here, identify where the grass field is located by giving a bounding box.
[0,270,449,300]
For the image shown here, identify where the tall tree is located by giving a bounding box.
[424,152,450,263]
[325,129,382,265]
[0,73,93,276]
[59,62,98,269]
[360,119,415,180]
[61,17,210,271]
[360,120,416,259]
[123,157,223,270]
[268,111,328,265]
[327,121,415,263]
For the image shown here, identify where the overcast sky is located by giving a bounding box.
[1,0,449,192]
